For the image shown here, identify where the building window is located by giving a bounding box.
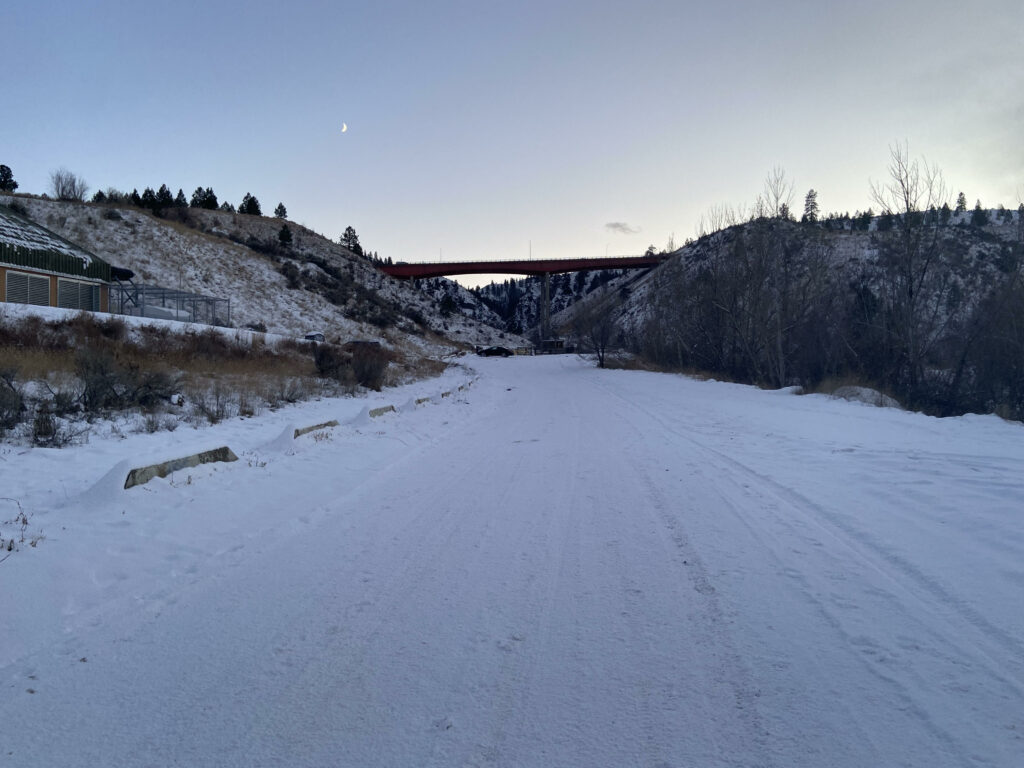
[58,279,100,311]
[5,271,50,306]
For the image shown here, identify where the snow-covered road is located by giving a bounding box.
[2,356,1022,766]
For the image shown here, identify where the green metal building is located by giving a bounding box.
[0,203,111,312]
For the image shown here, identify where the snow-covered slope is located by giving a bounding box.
[0,195,525,351]
[475,267,651,337]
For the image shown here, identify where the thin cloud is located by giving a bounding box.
[605,222,640,235]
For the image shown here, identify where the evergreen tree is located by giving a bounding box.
[439,294,458,316]
[91,190,107,203]
[130,189,142,207]
[573,271,586,294]
[341,225,363,255]
[955,191,968,212]
[0,164,17,192]
[201,187,219,209]
[940,202,952,224]
[175,188,188,208]
[219,201,235,212]
[278,224,292,247]
[971,200,989,227]
[274,202,287,219]
[239,193,262,215]
[156,184,174,210]
[190,187,206,208]
[141,187,158,211]
[802,189,819,222]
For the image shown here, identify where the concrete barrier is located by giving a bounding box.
[369,404,396,418]
[294,420,339,439]
[124,446,239,489]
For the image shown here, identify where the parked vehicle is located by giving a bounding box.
[477,345,513,357]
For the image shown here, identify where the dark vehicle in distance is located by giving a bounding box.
[477,345,513,357]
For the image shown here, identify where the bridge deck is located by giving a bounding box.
[379,255,667,280]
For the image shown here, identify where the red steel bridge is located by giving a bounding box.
[378,254,668,280]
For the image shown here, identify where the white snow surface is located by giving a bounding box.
[1,356,1022,767]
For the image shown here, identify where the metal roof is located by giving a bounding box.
[0,204,111,281]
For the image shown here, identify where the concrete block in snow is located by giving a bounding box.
[124,446,239,489]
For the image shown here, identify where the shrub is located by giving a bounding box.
[31,405,56,443]
[0,369,24,432]
[350,344,390,390]
[48,388,78,417]
[279,262,301,289]
[75,347,126,411]
[313,344,346,378]
[132,368,179,408]
[190,380,230,424]
[98,316,128,341]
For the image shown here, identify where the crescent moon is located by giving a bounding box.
[341,123,348,133]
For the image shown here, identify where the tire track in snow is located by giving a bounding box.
[597,401,777,767]
[591,374,1023,766]
[637,391,1024,689]
[444,382,588,768]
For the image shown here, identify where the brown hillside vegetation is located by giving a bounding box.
[0,311,407,446]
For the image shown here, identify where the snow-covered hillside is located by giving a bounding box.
[0,195,524,351]
[1,356,1021,766]
[475,267,652,337]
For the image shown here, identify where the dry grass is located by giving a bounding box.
[600,352,721,380]
[813,375,895,399]
[0,312,383,443]
[599,353,660,372]
[404,356,448,379]
[1,348,78,379]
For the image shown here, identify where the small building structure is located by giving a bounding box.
[0,204,110,312]
[537,338,572,354]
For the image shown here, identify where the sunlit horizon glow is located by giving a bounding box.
[5,1,1022,290]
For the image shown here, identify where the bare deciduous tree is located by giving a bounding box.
[867,143,952,402]
[696,203,741,238]
[573,287,618,368]
[49,168,89,201]
[756,166,795,220]
[870,142,946,217]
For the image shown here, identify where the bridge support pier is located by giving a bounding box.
[541,272,551,341]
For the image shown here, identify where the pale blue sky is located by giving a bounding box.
[5,1,1022,286]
